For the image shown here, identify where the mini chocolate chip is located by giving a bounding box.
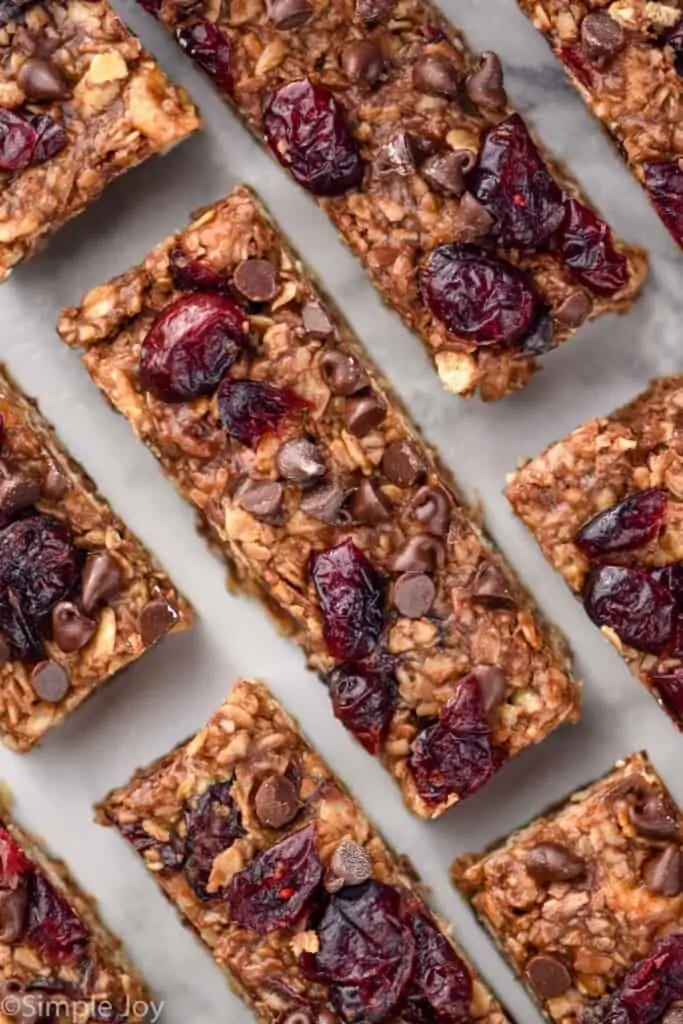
[51,601,97,654]
[382,440,424,488]
[344,393,386,437]
[350,478,390,524]
[525,842,586,884]
[254,774,301,828]
[471,563,515,609]
[320,350,369,396]
[140,597,179,646]
[268,0,311,27]
[410,485,451,536]
[0,886,27,943]
[375,132,420,177]
[80,551,123,615]
[387,535,445,573]
[581,11,625,63]
[413,54,461,98]
[453,192,494,243]
[393,572,435,618]
[0,474,41,518]
[526,954,572,1000]
[471,664,507,713]
[302,301,334,338]
[342,39,384,85]
[422,149,474,197]
[630,792,679,838]
[300,481,347,523]
[326,838,372,892]
[554,289,593,328]
[31,661,70,703]
[18,57,70,102]
[644,844,683,896]
[233,258,279,302]
[237,479,284,520]
[354,0,395,24]
[41,464,68,500]
[0,634,10,668]
[276,438,326,483]
[465,51,506,110]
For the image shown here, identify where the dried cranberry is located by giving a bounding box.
[25,873,88,965]
[596,933,683,1024]
[228,824,321,934]
[643,160,683,248]
[217,379,305,448]
[139,293,248,403]
[0,109,67,173]
[470,114,565,250]
[327,660,395,754]
[666,17,683,75]
[263,78,363,197]
[420,243,538,346]
[558,45,595,89]
[176,22,233,93]
[402,912,473,1023]
[0,514,80,661]
[651,563,683,610]
[169,247,227,292]
[118,821,158,853]
[310,540,385,662]
[650,668,683,726]
[183,781,244,899]
[557,196,629,296]
[0,828,31,887]
[583,564,676,654]
[575,490,667,558]
[409,674,506,805]
[306,881,414,1023]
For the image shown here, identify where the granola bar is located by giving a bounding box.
[506,375,683,729]
[0,789,149,1021]
[98,678,511,1024]
[0,0,201,282]
[517,0,683,252]
[452,751,683,1024]
[133,0,645,401]
[58,185,580,817]
[0,364,192,751]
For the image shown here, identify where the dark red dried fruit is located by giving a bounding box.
[227,823,322,934]
[25,872,88,965]
[595,932,683,1024]
[327,660,395,754]
[643,160,683,248]
[583,564,676,654]
[118,821,158,853]
[471,114,565,250]
[0,514,80,661]
[558,196,629,296]
[666,17,683,75]
[139,293,247,403]
[650,668,683,725]
[263,78,363,197]
[0,828,31,888]
[420,243,538,346]
[575,490,667,558]
[651,563,683,610]
[169,247,227,293]
[0,109,67,173]
[176,22,233,93]
[558,45,596,89]
[408,674,506,805]
[403,912,473,1023]
[310,539,385,662]
[183,781,245,899]
[217,379,305,448]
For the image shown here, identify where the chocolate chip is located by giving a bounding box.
[354,0,395,24]
[581,11,625,63]
[344,393,386,437]
[644,844,683,896]
[342,39,384,86]
[320,350,369,396]
[387,534,445,573]
[140,597,179,646]
[233,258,279,302]
[18,57,70,102]
[254,774,301,829]
[302,301,334,338]
[51,601,97,654]
[382,441,424,488]
[526,954,571,1000]
[350,478,390,524]
[393,572,435,618]
[237,479,284,520]
[630,792,679,838]
[465,51,506,110]
[413,54,461,98]
[41,464,68,500]
[525,842,586,884]
[422,149,474,197]
[554,289,593,328]
[0,634,9,668]
[0,474,41,518]
[268,0,311,27]
[0,886,27,943]
[80,551,123,615]
[325,838,372,892]
[410,485,451,536]
[471,563,515,609]
[375,132,420,177]
[453,192,494,243]
[276,438,326,483]
[471,664,507,713]
[31,661,69,703]
[300,481,347,523]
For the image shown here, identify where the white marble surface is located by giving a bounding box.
[1,0,683,1020]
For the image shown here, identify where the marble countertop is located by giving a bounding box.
[1,0,682,1020]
